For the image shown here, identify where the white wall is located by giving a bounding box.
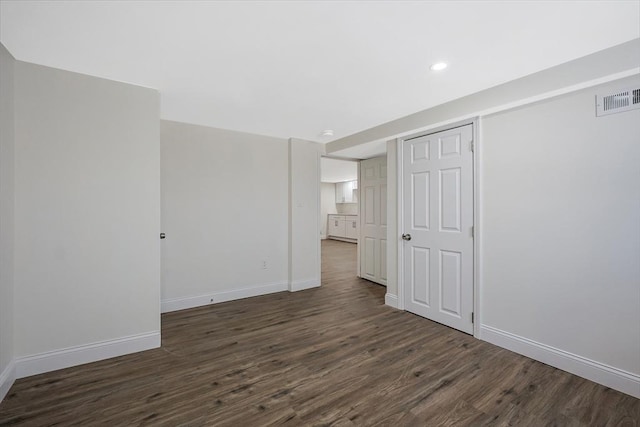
[0,43,16,400]
[13,61,161,372]
[481,75,640,377]
[320,183,337,239]
[336,203,358,215]
[321,157,358,182]
[289,138,322,291]
[383,74,640,396]
[160,121,289,310]
[384,140,398,307]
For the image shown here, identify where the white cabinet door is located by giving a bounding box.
[346,181,357,203]
[328,215,346,237]
[351,183,358,203]
[402,124,474,334]
[335,183,345,203]
[344,181,354,203]
[336,181,357,203]
[345,217,358,240]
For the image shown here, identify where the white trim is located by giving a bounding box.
[356,160,361,278]
[316,150,322,291]
[289,278,320,292]
[480,325,640,399]
[0,360,16,403]
[384,293,398,309]
[472,118,481,338]
[384,140,397,291]
[15,332,160,379]
[161,282,288,313]
[395,137,405,310]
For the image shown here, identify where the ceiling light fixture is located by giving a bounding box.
[321,129,334,137]
[430,62,448,71]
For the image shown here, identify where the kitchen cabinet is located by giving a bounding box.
[345,217,358,240]
[328,215,346,237]
[327,214,358,242]
[335,180,358,204]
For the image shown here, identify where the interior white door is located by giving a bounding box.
[402,125,474,334]
[360,156,387,285]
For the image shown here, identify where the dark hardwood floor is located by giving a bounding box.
[1,239,638,426]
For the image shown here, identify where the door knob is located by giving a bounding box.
[160,233,166,239]
[402,233,412,241]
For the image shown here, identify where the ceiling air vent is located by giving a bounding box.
[596,87,640,117]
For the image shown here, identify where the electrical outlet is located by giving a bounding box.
[262,260,268,270]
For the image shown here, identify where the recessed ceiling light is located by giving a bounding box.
[321,129,334,137]
[430,62,448,71]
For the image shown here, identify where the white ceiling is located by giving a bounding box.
[321,158,358,183]
[1,1,638,143]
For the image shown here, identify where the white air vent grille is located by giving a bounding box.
[596,86,640,116]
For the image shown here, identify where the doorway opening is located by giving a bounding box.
[320,157,359,277]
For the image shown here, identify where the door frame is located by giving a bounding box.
[395,118,482,337]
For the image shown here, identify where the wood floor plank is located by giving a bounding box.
[0,239,637,426]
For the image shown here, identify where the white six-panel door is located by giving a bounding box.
[402,125,473,334]
[360,156,387,285]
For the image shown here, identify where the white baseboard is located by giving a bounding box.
[480,325,640,398]
[0,360,16,403]
[15,331,160,379]
[161,282,288,313]
[384,293,399,308]
[289,278,320,292]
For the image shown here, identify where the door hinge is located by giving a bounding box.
[470,140,475,152]
[471,226,474,238]
[471,312,474,324]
